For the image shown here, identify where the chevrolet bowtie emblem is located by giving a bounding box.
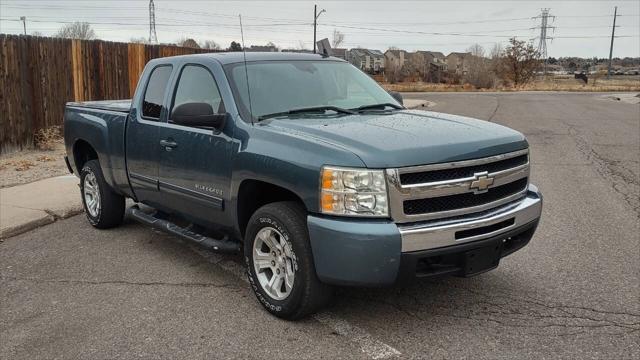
[469,172,494,193]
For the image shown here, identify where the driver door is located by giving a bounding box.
[157,64,233,226]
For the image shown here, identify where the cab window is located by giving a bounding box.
[142,65,172,120]
[171,65,224,124]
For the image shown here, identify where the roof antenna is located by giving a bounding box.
[239,14,254,124]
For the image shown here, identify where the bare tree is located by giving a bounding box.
[266,41,279,51]
[201,40,221,50]
[488,43,503,75]
[178,38,200,48]
[55,22,96,40]
[31,31,45,37]
[297,40,308,50]
[467,43,485,57]
[331,29,345,48]
[463,43,494,88]
[129,37,148,44]
[496,38,540,86]
[489,43,503,59]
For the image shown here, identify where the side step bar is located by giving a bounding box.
[127,206,240,253]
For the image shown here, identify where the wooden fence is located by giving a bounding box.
[0,34,218,153]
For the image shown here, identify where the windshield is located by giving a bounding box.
[224,60,400,121]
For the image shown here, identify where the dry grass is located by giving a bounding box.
[3,159,36,171]
[381,75,640,93]
[33,126,63,151]
[0,142,67,188]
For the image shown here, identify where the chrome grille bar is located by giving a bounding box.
[386,149,530,223]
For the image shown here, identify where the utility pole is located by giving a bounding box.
[20,16,26,35]
[313,5,325,53]
[607,6,618,79]
[148,0,158,44]
[533,8,555,75]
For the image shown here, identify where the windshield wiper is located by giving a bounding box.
[257,106,356,121]
[353,103,404,112]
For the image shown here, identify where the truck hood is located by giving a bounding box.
[262,110,528,168]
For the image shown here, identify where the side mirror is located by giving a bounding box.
[389,91,403,105]
[171,102,227,130]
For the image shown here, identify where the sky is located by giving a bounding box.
[1,0,639,58]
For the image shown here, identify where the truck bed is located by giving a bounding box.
[67,99,131,113]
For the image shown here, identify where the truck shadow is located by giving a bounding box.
[119,218,593,335]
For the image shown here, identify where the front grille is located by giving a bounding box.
[400,154,528,185]
[403,178,528,215]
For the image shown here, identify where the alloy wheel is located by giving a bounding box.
[252,226,295,300]
[83,172,101,218]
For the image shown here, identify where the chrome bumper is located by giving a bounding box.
[398,185,542,252]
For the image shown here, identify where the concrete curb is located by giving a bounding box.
[0,212,55,240]
[0,175,84,240]
[403,99,436,109]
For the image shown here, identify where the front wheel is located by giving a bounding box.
[245,202,332,320]
[80,160,125,229]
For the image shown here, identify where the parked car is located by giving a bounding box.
[64,52,542,319]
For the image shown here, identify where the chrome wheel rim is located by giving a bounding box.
[83,172,100,218]
[252,227,294,300]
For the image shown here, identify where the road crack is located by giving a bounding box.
[1,275,236,289]
[342,284,640,337]
[487,95,500,122]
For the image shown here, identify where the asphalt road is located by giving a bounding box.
[2,92,639,359]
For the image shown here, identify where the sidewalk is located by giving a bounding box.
[0,175,83,239]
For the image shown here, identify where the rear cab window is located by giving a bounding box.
[142,65,173,120]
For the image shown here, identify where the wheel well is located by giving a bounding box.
[237,180,306,237]
[73,140,98,173]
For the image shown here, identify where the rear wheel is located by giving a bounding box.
[245,202,332,320]
[80,160,125,229]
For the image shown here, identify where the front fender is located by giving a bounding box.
[229,123,366,215]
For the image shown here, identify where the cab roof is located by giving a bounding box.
[153,51,346,65]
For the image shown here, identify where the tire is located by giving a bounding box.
[244,201,332,320]
[80,159,125,229]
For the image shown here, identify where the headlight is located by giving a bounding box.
[320,166,389,217]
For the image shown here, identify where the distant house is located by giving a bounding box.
[385,49,447,82]
[384,49,408,70]
[347,48,385,73]
[248,45,278,52]
[419,51,447,68]
[332,48,347,60]
[281,48,313,53]
[446,52,472,75]
[418,51,448,82]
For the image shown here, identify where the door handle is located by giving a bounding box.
[160,139,178,150]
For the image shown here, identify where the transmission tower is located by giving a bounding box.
[532,8,555,74]
[149,0,158,44]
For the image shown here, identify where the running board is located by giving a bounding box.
[127,205,240,253]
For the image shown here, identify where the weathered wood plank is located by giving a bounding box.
[0,35,219,152]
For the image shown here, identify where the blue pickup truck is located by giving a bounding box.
[64,52,542,319]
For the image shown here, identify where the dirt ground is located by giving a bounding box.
[0,142,69,188]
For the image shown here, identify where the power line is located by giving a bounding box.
[2,3,635,26]
[0,18,310,28]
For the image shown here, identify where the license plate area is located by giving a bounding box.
[463,241,502,276]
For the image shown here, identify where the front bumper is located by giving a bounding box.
[307,185,542,286]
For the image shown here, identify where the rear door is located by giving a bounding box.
[157,63,234,226]
[125,64,173,207]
